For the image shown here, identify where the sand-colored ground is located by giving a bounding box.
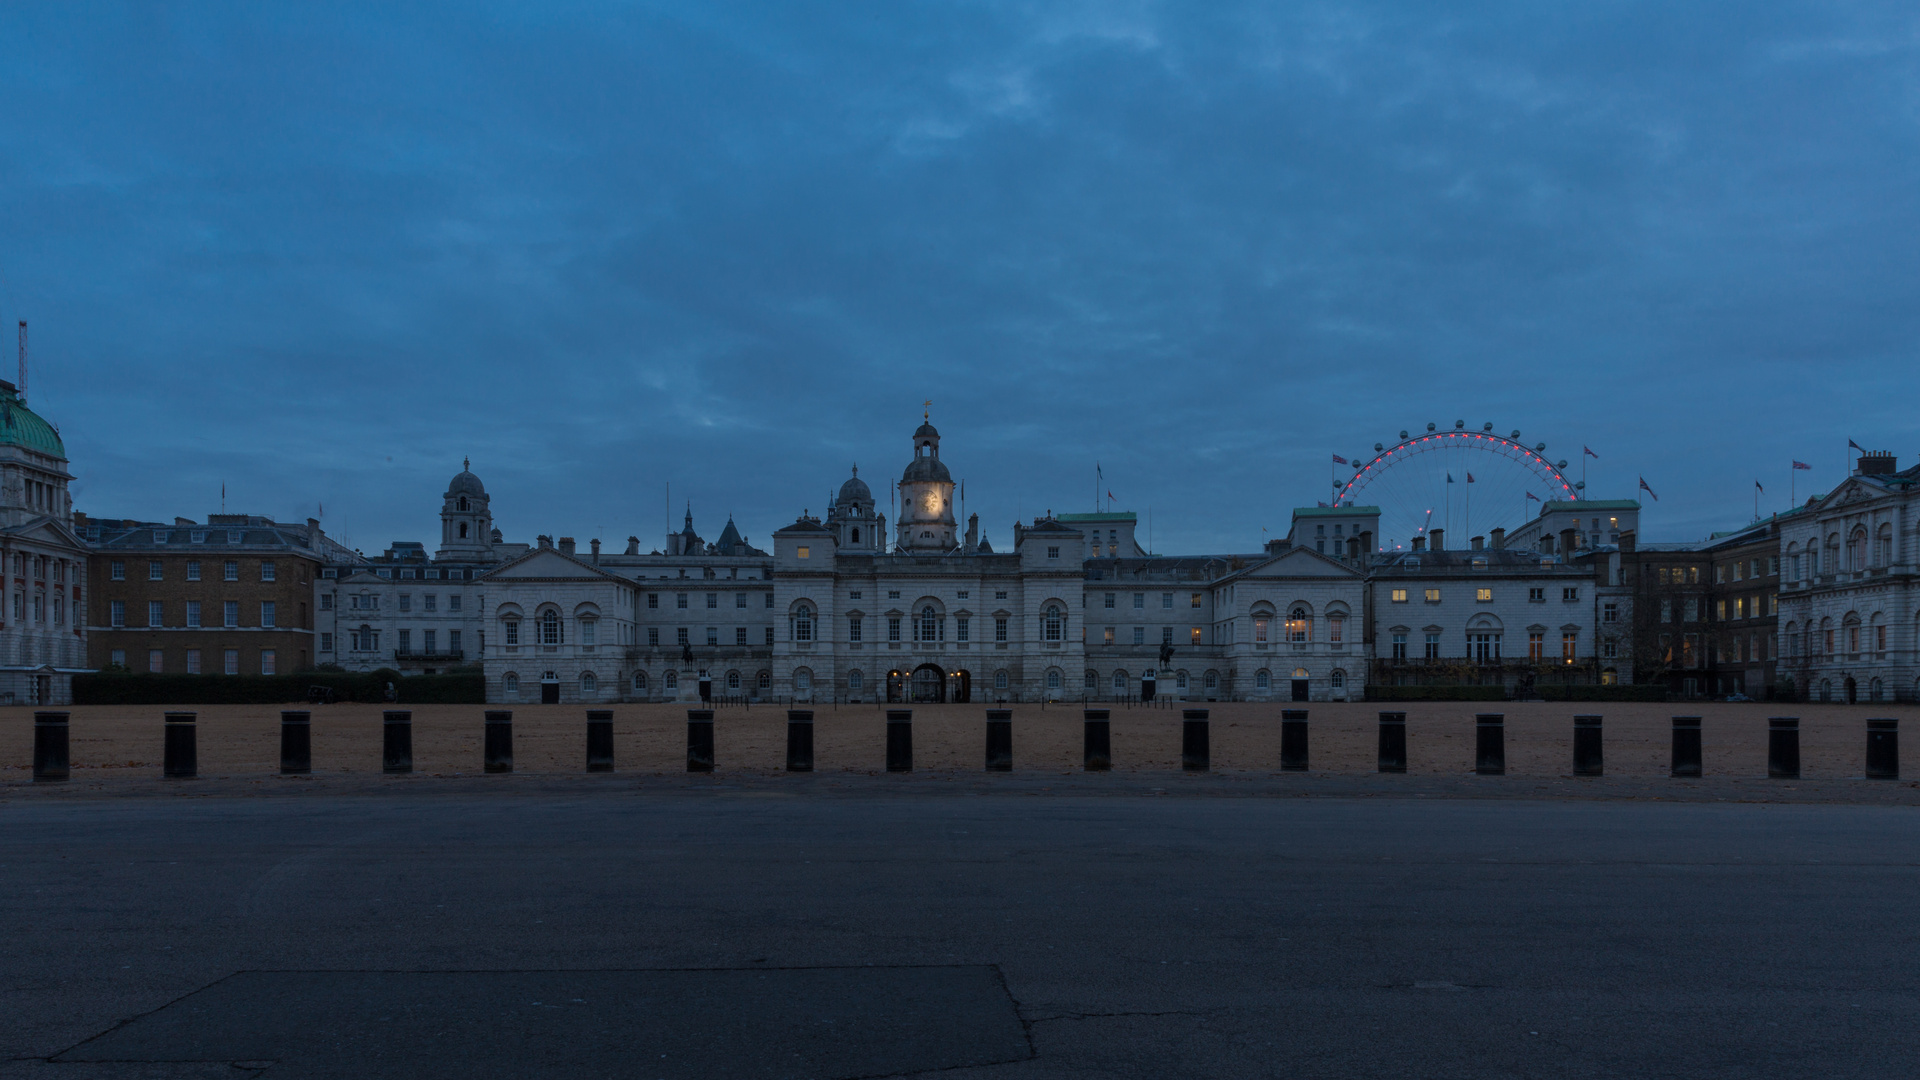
[1,700,1908,783]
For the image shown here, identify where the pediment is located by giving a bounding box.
[2,517,87,552]
[1237,547,1360,579]
[482,547,624,582]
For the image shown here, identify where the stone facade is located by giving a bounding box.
[0,378,87,704]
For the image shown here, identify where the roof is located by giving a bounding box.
[1539,499,1640,511]
[1293,506,1380,518]
[715,517,744,549]
[1057,512,1136,523]
[901,455,952,484]
[0,383,65,459]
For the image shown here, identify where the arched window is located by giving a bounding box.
[1112,670,1127,692]
[1084,669,1098,691]
[794,604,814,642]
[851,527,861,544]
[1286,607,1310,642]
[758,670,771,689]
[1204,670,1219,689]
[633,670,648,691]
[1044,604,1063,641]
[458,523,469,539]
[1849,528,1868,570]
[848,669,863,690]
[994,669,1010,689]
[727,670,741,689]
[1175,670,1189,690]
[1870,677,1884,702]
[503,672,520,694]
[918,606,939,642]
[540,610,562,645]
[458,496,469,512]
[1330,669,1346,688]
[1254,669,1270,690]
[581,671,597,693]
[1046,669,1061,690]
[794,668,812,690]
[1878,523,1894,566]
[502,618,520,646]
[664,670,678,690]
[1818,678,1831,702]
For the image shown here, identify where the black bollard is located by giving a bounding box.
[1670,716,1702,778]
[1083,708,1111,771]
[586,710,614,772]
[886,709,913,772]
[1280,709,1309,771]
[786,709,814,772]
[1573,714,1603,777]
[163,711,197,779]
[1768,717,1800,779]
[484,710,514,773]
[1377,711,1407,773]
[383,710,413,774]
[1182,708,1210,771]
[985,709,1012,771]
[687,709,715,772]
[1474,713,1505,776]
[32,711,68,782]
[279,711,311,775]
[1866,718,1899,780]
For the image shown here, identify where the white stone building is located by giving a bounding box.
[1777,451,1919,704]
[0,377,89,704]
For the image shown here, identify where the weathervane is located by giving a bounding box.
[924,399,932,421]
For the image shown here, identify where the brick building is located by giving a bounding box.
[79,513,353,676]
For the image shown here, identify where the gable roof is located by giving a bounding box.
[1217,545,1361,583]
[480,545,631,583]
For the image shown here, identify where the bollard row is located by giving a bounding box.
[17,710,1906,780]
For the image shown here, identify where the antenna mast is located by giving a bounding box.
[16,321,26,402]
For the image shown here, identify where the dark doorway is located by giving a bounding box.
[541,679,560,705]
[1845,677,1857,704]
[953,669,971,704]
[887,670,906,703]
[911,664,946,703]
[1291,679,1309,702]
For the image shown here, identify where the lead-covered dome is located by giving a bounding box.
[838,466,872,507]
[902,455,952,483]
[446,457,485,497]
[0,385,65,459]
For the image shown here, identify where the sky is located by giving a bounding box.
[2,1,1917,557]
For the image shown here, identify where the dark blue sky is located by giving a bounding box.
[3,2,1915,556]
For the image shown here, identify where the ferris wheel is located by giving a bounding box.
[1333,422,1580,550]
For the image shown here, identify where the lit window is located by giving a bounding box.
[1476,588,1492,602]
[1424,589,1440,603]
[796,546,810,559]
[1391,589,1407,603]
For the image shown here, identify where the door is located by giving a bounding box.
[911,665,946,703]
[541,679,560,704]
[953,669,971,704]
[1291,668,1309,702]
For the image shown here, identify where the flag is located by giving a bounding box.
[1315,502,1328,508]
[1849,439,1864,451]
[1107,490,1115,502]
[1446,473,1454,483]
[1639,476,1659,501]
[1332,453,1348,465]
[1466,473,1475,483]
[1792,460,1812,470]
[1526,492,1540,502]
[1755,480,1764,493]
[1584,446,1599,459]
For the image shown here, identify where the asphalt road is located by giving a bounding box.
[4,786,1918,1078]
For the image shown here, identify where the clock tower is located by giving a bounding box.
[896,418,956,551]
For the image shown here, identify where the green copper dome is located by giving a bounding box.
[0,385,66,459]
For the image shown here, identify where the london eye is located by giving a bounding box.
[1333,422,1580,550]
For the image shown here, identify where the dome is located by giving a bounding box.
[838,467,872,506]
[914,421,939,440]
[902,455,952,484]
[446,457,485,497]
[0,387,66,459]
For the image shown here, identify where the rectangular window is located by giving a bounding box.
[224,561,238,581]
[1162,626,1174,645]
[147,600,164,627]
[1476,588,1492,602]
[261,562,276,582]
[1104,593,1115,609]
[648,593,659,609]
[399,629,412,653]
[1047,546,1060,559]
[424,594,437,612]
[1191,593,1202,608]
[224,600,239,628]
[796,546,809,559]
[400,594,412,613]
[1330,615,1344,643]
[1387,588,1407,604]
[1103,626,1115,645]
[1424,588,1441,603]
[1562,632,1577,663]
[1133,593,1144,609]
[849,617,863,642]
[224,649,240,676]
[1391,633,1407,660]
[735,593,746,608]
[110,648,126,668]
[110,599,126,628]
[890,590,902,600]
[261,650,276,675]
[647,628,659,647]
[1254,618,1269,644]
[765,626,774,646]
[888,616,902,642]
[1425,633,1441,660]
[735,627,748,646]
[1132,626,1145,645]
[1602,638,1617,659]
[505,620,520,645]
[707,593,718,609]
[148,648,164,673]
[449,594,461,612]
[1162,593,1173,609]
[1563,588,1579,602]
[956,616,969,642]
[1190,627,1202,644]
[187,561,201,581]
[706,627,718,646]
[580,621,595,647]
[319,593,333,611]
[676,627,689,646]
[449,630,461,652]
[260,601,276,628]
[110,560,125,581]
[186,649,201,673]
[149,560,163,580]
[995,617,1009,643]
[1528,632,1544,661]
[1603,602,1617,623]
[676,593,688,609]
[319,633,332,653]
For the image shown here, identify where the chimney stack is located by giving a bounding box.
[1559,528,1578,554]
[589,537,601,563]
[559,536,576,556]
[1429,528,1444,551]
[626,535,640,556]
[1471,535,1484,551]
[1411,536,1426,552]
[1489,527,1506,550]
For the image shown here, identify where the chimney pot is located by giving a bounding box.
[1471,535,1484,550]
[559,536,576,555]
[1489,527,1506,550]
[1429,528,1444,551]
[1411,536,1426,552]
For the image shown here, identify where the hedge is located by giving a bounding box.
[1533,684,1669,702]
[72,670,485,706]
[1364,685,1508,702]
